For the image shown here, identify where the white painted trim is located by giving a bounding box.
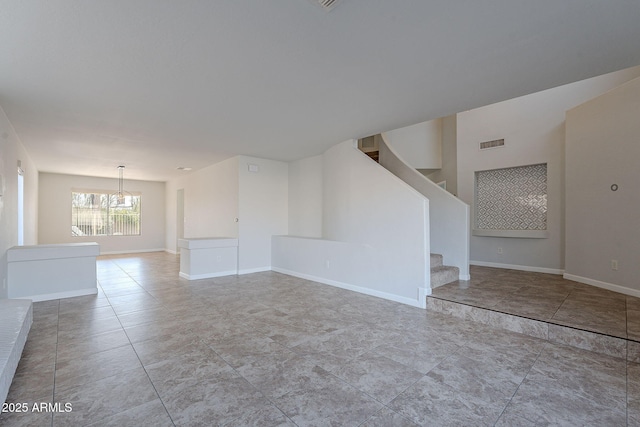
[165,249,178,255]
[470,260,564,275]
[100,248,167,255]
[459,274,471,280]
[563,273,640,298]
[417,287,430,308]
[272,267,427,309]
[472,229,549,239]
[178,270,237,280]
[8,243,100,262]
[21,287,98,302]
[238,267,271,275]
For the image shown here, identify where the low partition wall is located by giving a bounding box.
[7,243,99,301]
[272,236,430,308]
[0,299,32,405]
[178,238,239,280]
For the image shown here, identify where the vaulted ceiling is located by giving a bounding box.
[1,1,639,181]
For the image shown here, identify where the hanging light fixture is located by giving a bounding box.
[110,165,133,208]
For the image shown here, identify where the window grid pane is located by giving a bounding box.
[72,192,141,236]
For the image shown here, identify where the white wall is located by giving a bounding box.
[426,114,458,195]
[165,157,239,254]
[185,157,239,241]
[383,119,442,170]
[565,77,640,296]
[0,106,38,298]
[38,173,165,254]
[379,135,470,280]
[165,155,287,273]
[274,140,430,308]
[288,155,322,238]
[456,65,640,273]
[238,156,288,273]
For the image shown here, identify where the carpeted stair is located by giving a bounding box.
[430,253,459,289]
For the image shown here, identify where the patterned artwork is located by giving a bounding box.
[475,163,547,230]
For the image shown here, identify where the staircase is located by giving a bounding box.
[364,150,379,162]
[430,253,459,288]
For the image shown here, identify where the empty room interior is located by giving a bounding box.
[1,1,640,426]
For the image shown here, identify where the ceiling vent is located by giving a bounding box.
[309,0,341,12]
[479,139,505,150]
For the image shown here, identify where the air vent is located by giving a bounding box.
[309,0,341,12]
[479,139,505,150]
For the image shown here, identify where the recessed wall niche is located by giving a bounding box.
[473,163,548,238]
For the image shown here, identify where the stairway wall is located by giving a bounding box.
[382,119,442,170]
[379,136,470,280]
[274,139,431,308]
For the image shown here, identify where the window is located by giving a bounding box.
[473,163,548,238]
[71,191,141,236]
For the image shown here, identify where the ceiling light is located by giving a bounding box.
[110,165,133,208]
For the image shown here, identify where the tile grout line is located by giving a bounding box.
[103,282,178,427]
[193,308,419,426]
[548,282,576,323]
[332,347,430,427]
[492,340,550,426]
[106,255,306,426]
[198,337,301,427]
[50,299,60,427]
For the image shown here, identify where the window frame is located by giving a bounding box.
[71,189,142,237]
[472,163,549,239]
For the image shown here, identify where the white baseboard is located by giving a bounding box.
[563,273,640,298]
[99,248,166,255]
[18,287,98,302]
[470,260,564,275]
[165,249,179,255]
[238,267,271,275]
[178,270,237,280]
[459,274,471,281]
[417,287,430,308]
[272,267,427,309]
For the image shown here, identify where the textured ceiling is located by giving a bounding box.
[1,1,639,181]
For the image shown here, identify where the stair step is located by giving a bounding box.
[365,151,379,162]
[431,265,459,288]
[430,253,443,268]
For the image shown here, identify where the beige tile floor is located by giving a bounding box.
[432,265,640,341]
[1,253,638,426]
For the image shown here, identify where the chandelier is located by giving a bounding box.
[110,165,133,208]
